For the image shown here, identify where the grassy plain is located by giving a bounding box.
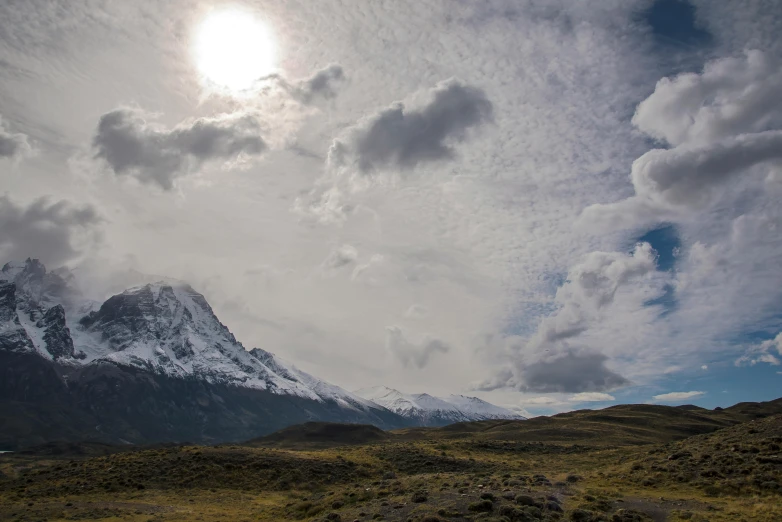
[1,402,780,522]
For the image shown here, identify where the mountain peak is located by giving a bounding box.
[354,385,525,425]
[1,258,46,282]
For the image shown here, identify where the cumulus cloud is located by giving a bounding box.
[569,392,616,402]
[633,50,782,147]
[736,332,782,366]
[328,78,493,173]
[0,195,101,266]
[385,326,450,369]
[529,243,659,351]
[0,115,32,161]
[634,131,782,207]
[582,50,782,227]
[93,108,266,190]
[476,243,660,393]
[653,391,705,402]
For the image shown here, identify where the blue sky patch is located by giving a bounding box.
[637,225,680,272]
[642,0,712,48]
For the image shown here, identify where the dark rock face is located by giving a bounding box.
[36,305,79,359]
[0,352,409,450]
[0,281,18,322]
[80,285,158,349]
[0,282,35,354]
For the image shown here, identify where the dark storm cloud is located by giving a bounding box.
[93,108,266,190]
[0,195,101,266]
[329,78,493,172]
[0,116,31,160]
[519,351,629,393]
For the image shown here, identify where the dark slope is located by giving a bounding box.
[391,399,782,446]
[616,413,782,497]
[0,352,410,450]
[239,398,782,451]
[248,421,391,448]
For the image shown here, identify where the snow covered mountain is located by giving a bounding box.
[354,385,526,426]
[0,259,407,447]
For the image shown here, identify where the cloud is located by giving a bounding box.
[286,64,346,103]
[507,405,534,418]
[8,0,779,407]
[517,350,630,393]
[633,131,782,208]
[385,325,450,369]
[569,392,616,402]
[529,243,660,350]
[701,364,708,370]
[255,64,346,104]
[633,50,782,147]
[653,391,705,402]
[736,333,782,366]
[328,78,493,173]
[475,243,660,393]
[0,115,31,161]
[0,195,101,266]
[523,397,561,405]
[93,107,267,190]
[582,50,782,227]
[321,244,358,270]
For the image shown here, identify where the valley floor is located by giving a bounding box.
[0,415,780,522]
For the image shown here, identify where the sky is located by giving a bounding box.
[1,0,781,417]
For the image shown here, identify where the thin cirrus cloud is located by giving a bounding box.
[92,107,267,190]
[569,392,616,402]
[653,391,705,402]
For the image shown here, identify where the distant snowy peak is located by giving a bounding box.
[354,385,423,413]
[354,386,526,426]
[443,394,525,419]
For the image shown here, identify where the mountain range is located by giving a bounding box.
[0,258,522,449]
[354,386,525,425]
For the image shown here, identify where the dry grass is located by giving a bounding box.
[1,414,779,522]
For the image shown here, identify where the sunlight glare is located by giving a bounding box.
[193,7,276,92]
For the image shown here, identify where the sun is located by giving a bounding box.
[193,7,277,92]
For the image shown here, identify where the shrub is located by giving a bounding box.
[516,494,536,506]
[411,491,428,503]
[468,499,494,512]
